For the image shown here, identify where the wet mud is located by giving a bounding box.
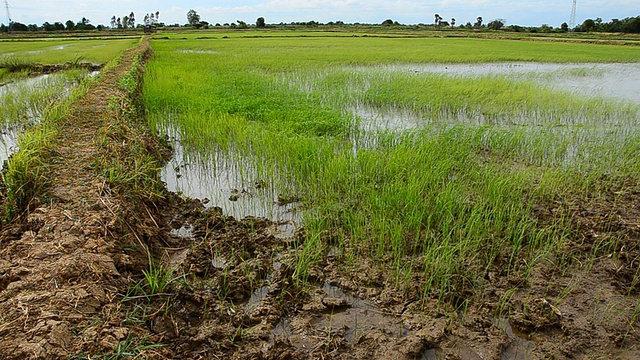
[0,62,103,77]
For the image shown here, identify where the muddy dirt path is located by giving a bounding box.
[0,38,170,358]
[0,39,639,359]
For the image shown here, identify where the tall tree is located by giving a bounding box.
[65,20,75,30]
[434,14,442,26]
[256,17,266,28]
[110,16,116,29]
[487,19,505,30]
[187,9,201,27]
[581,19,595,31]
[122,15,129,29]
[128,12,135,28]
[475,16,483,28]
[42,22,55,31]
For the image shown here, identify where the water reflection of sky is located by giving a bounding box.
[0,71,96,167]
[376,63,640,104]
[163,63,640,220]
[161,130,301,222]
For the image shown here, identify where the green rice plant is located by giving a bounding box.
[0,38,139,66]
[142,262,176,295]
[144,32,640,305]
[1,69,90,127]
[495,287,518,318]
[624,299,640,344]
[292,219,324,285]
[72,333,164,360]
[1,124,56,220]
[0,56,35,72]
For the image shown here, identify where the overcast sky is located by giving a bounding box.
[4,1,639,28]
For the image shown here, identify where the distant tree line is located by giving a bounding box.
[2,12,639,34]
[1,17,104,32]
[575,16,640,33]
[0,11,161,33]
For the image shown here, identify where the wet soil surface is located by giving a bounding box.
[0,40,639,359]
[0,62,103,75]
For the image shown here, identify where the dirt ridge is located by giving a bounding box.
[0,37,169,358]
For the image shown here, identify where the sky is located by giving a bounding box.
[4,0,639,28]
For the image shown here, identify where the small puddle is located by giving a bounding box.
[421,348,444,360]
[177,49,220,54]
[211,255,228,269]
[271,281,408,348]
[495,318,535,360]
[246,286,269,312]
[267,221,297,240]
[169,224,194,239]
[161,129,302,222]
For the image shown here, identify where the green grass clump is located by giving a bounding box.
[99,50,168,204]
[1,125,56,220]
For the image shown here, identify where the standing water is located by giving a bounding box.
[0,71,98,167]
[161,130,301,222]
[372,62,640,104]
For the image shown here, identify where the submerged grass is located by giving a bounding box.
[0,70,99,221]
[144,33,640,302]
[0,69,90,126]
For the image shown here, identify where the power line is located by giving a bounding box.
[570,0,577,29]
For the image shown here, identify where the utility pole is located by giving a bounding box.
[569,0,577,29]
[4,0,11,32]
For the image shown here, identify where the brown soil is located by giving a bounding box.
[0,39,639,359]
[0,62,103,77]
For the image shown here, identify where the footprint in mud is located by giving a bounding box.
[272,281,409,349]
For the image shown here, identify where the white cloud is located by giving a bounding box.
[4,0,638,27]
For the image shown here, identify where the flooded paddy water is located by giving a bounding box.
[376,62,640,104]
[161,128,302,223]
[146,48,640,358]
[162,61,640,221]
[0,70,98,166]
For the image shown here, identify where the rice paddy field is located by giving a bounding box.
[0,37,136,166]
[0,37,139,83]
[145,32,640,291]
[1,30,640,358]
[140,32,640,356]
